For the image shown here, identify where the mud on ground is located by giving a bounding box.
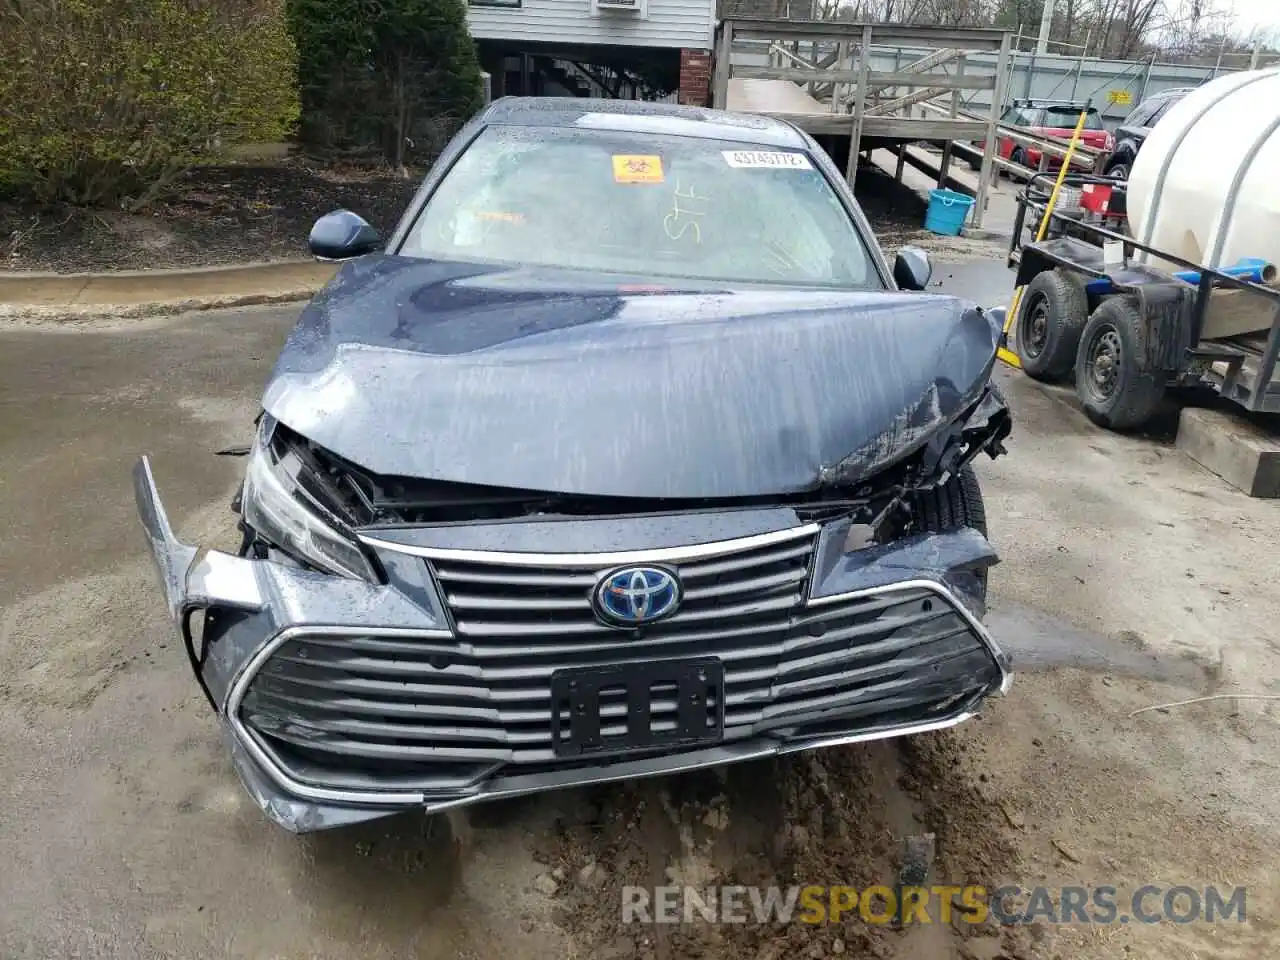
[531,735,1030,960]
[1,157,419,273]
[856,161,999,263]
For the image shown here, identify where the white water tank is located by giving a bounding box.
[1127,67,1280,271]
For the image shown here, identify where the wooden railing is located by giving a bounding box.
[712,18,1014,227]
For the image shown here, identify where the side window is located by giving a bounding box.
[1001,106,1040,126]
[1020,107,1044,126]
[1124,102,1158,127]
[1148,99,1177,125]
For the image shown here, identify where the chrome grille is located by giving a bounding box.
[436,532,815,643]
[238,528,1002,792]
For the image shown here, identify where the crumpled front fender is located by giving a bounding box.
[133,456,453,712]
[134,457,202,623]
[133,456,453,831]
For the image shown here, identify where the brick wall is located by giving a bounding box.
[678,49,712,107]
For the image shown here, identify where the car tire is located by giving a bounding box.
[1106,160,1131,181]
[1074,296,1166,431]
[1016,269,1089,382]
[911,463,988,599]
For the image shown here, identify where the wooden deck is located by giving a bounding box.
[713,18,1013,228]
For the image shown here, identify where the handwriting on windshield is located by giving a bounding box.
[664,180,710,244]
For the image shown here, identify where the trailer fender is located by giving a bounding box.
[1131,283,1197,373]
[1014,247,1062,289]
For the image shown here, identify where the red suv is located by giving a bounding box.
[988,99,1115,170]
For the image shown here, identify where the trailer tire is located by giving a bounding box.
[1016,268,1089,382]
[911,463,988,599]
[1074,296,1166,431]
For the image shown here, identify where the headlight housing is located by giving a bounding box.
[240,416,380,582]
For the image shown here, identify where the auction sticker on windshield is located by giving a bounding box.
[722,150,813,170]
[613,155,665,184]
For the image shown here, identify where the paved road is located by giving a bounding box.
[0,308,545,960]
[0,277,1025,958]
[4,264,1272,959]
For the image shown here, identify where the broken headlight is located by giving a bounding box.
[240,416,380,582]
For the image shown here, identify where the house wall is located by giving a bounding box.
[467,0,714,51]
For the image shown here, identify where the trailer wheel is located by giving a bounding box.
[1016,269,1089,382]
[1075,296,1166,430]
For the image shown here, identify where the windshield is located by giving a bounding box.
[400,126,881,289]
[1044,106,1105,130]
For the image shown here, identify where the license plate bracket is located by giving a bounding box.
[550,658,725,758]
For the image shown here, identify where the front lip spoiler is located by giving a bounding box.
[281,711,983,826]
[134,454,1012,832]
[222,705,988,833]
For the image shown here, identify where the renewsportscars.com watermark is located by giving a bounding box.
[621,884,1248,926]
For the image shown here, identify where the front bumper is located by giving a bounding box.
[135,457,1011,833]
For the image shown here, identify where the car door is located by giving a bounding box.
[1109,94,1191,176]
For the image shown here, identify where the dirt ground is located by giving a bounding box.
[2,258,1278,959]
[855,163,1006,264]
[1,157,420,273]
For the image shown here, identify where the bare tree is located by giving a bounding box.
[1159,0,1233,57]
[801,0,1267,66]
[836,0,933,21]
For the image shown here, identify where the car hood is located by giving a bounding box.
[262,255,1001,499]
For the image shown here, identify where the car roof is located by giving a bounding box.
[1148,86,1195,99]
[478,97,810,149]
[1013,98,1094,108]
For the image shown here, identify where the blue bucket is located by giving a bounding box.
[925,188,976,236]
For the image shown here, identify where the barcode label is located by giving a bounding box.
[722,150,813,170]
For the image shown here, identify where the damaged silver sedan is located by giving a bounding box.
[135,98,1013,832]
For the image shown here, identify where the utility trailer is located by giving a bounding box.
[1006,172,1280,430]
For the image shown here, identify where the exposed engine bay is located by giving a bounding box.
[237,384,1011,573]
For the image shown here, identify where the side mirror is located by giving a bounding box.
[893,246,933,291]
[308,210,382,262]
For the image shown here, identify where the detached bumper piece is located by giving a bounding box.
[136,459,1008,832]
